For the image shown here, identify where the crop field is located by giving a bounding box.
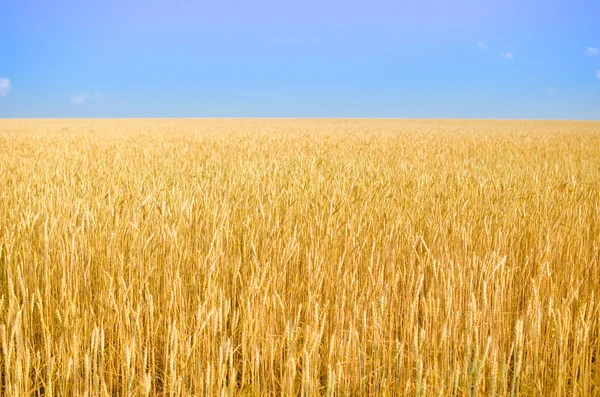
[0,119,599,396]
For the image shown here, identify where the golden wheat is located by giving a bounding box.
[0,119,599,396]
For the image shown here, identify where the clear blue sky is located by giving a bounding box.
[1,0,600,119]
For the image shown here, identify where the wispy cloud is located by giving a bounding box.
[0,78,11,97]
[71,93,103,104]
[584,47,599,56]
[477,42,488,50]
[501,52,513,60]
[597,70,600,80]
[545,87,555,95]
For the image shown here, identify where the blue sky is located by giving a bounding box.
[1,0,600,119]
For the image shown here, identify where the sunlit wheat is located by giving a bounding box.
[0,119,599,395]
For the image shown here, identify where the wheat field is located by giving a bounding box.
[0,119,599,396]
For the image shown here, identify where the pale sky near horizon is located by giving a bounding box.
[1,0,600,119]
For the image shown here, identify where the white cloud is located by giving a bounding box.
[71,92,103,104]
[71,94,89,104]
[0,78,11,97]
[584,47,599,56]
[545,87,555,95]
[501,52,513,60]
[477,42,488,50]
